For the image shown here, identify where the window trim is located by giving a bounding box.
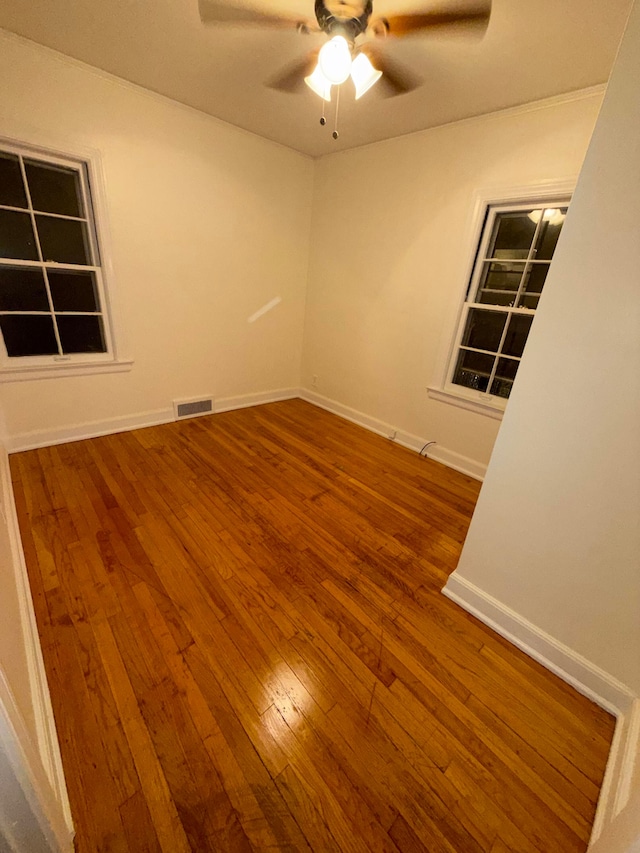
[428,179,576,418]
[0,134,132,382]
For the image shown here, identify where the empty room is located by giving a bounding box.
[0,0,638,851]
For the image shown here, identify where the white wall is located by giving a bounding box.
[449,0,640,695]
[302,90,603,471]
[0,31,313,444]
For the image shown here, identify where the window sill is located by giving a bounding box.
[0,358,134,383]
[427,385,505,420]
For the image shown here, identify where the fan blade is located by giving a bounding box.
[369,0,491,38]
[268,49,320,93]
[199,0,315,30]
[360,44,420,95]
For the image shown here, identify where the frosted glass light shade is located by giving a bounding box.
[318,36,352,85]
[351,52,382,99]
[304,64,332,101]
[528,208,565,225]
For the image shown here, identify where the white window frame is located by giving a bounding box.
[428,180,575,419]
[0,136,132,382]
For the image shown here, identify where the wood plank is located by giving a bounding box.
[10,399,615,853]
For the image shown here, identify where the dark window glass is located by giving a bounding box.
[477,261,524,306]
[24,161,84,218]
[0,266,49,311]
[0,314,58,356]
[503,314,534,358]
[453,350,495,392]
[0,209,39,260]
[534,208,567,260]
[521,263,549,295]
[48,270,99,312]
[478,261,525,292]
[489,213,537,260]
[36,215,90,265]
[490,358,520,398]
[57,315,106,353]
[461,309,506,353]
[0,154,28,209]
[519,293,540,310]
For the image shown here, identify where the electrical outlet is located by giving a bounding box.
[311,375,318,389]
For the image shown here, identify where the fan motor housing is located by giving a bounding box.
[315,0,373,38]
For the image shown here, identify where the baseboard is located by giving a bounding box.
[443,573,635,716]
[6,407,175,453]
[215,387,300,413]
[443,572,639,847]
[0,445,73,838]
[589,699,640,847]
[300,388,487,481]
[6,388,303,454]
[0,672,74,852]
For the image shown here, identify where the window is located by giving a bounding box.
[0,142,121,377]
[444,199,569,407]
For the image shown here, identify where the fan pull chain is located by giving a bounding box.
[332,86,340,140]
[319,98,326,126]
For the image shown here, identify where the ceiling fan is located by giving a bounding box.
[199,0,491,133]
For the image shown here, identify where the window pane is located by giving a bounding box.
[36,215,90,265]
[488,213,537,260]
[0,314,58,356]
[0,153,28,209]
[502,314,533,358]
[453,350,495,392]
[57,315,106,353]
[477,261,524,306]
[0,266,49,311]
[490,358,520,398]
[48,270,99,312]
[522,263,549,294]
[461,308,506,353]
[0,209,39,260]
[24,161,84,218]
[534,208,567,260]
[519,293,540,310]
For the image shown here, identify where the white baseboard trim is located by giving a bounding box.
[0,672,74,852]
[589,699,640,847]
[6,407,175,453]
[300,388,487,481]
[6,388,302,454]
[215,387,300,414]
[443,573,635,715]
[0,445,73,840]
[443,572,639,847]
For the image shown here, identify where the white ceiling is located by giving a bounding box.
[0,0,632,157]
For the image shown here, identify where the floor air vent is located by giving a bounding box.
[173,397,214,420]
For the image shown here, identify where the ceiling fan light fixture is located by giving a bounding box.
[528,208,565,226]
[304,64,332,100]
[318,35,352,85]
[351,52,382,99]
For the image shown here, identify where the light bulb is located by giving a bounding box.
[304,64,332,101]
[318,36,352,85]
[350,52,382,99]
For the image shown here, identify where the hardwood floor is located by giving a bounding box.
[11,399,614,852]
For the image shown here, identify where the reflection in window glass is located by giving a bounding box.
[449,197,569,401]
[0,144,110,365]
